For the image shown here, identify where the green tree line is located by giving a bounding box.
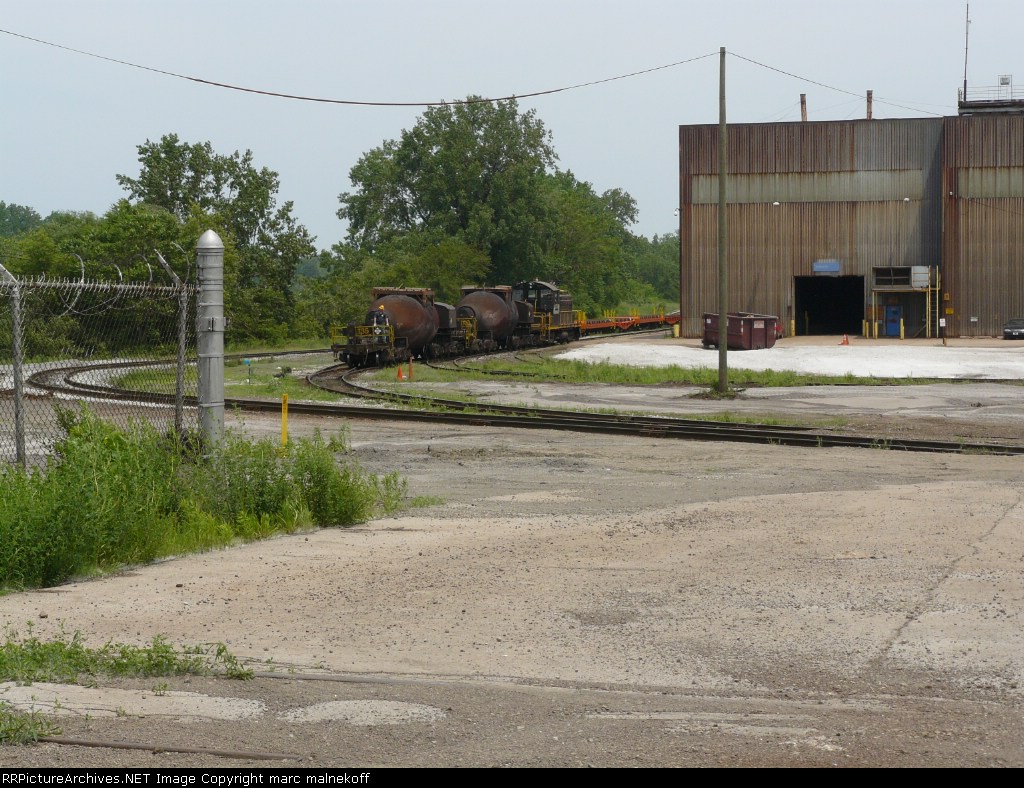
[0,99,679,348]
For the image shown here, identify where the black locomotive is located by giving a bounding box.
[333,280,681,368]
[334,281,581,368]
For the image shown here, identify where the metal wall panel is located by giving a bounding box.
[956,167,1024,198]
[678,118,944,337]
[680,118,943,176]
[943,115,1024,167]
[691,171,926,204]
[942,115,1024,337]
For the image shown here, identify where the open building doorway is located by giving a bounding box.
[794,275,864,336]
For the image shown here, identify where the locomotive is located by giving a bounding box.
[333,280,679,368]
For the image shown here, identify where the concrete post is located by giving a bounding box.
[196,230,225,449]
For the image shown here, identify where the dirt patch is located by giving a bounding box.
[0,378,1022,768]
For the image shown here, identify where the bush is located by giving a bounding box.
[0,408,407,592]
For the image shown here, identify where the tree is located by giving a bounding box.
[305,231,491,339]
[600,188,639,229]
[629,231,680,303]
[0,202,42,237]
[536,172,631,314]
[339,98,557,285]
[117,134,316,341]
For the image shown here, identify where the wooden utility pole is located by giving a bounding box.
[717,46,729,393]
[800,93,807,122]
[867,89,874,119]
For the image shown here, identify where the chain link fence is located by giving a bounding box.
[0,273,197,466]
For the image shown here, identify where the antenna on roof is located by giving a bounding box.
[963,3,971,99]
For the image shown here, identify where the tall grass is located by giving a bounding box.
[0,407,406,592]
[0,625,252,683]
[422,357,945,387]
[0,625,253,743]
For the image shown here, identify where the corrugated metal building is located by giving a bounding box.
[942,115,1024,336]
[678,114,1024,338]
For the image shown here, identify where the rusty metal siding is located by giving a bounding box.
[943,115,1024,167]
[680,118,942,176]
[942,198,1024,336]
[691,171,927,204]
[942,115,1024,336]
[678,118,943,337]
[956,167,1024,198]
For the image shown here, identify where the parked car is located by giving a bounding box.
[1003,318,1024,339]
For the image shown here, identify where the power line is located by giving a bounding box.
[0,27,716,106]
[0,27,959,117]
[729,51,950,117]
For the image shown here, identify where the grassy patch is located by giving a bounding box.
[115,353,343,403]
[222,354,341,402]
[113,366,198,396]
[0,626,253,745]
[226,340,329,354]
[0,626,252,683]
[0,406,406,592]
[413,356,948,387]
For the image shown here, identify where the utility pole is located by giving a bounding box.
[800,93,807,122]
[717,46,729,394]
[963,4,971,99]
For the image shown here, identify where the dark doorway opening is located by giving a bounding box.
[794,276,864,336]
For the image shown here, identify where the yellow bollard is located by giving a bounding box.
[281,393,289,446]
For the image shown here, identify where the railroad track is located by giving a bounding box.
[24,354,1024,456]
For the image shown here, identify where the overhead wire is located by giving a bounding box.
[729,51,951,117]
[1,27,957,119]
[0,28,716,106]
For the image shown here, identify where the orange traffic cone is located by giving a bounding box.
[839,334,849,346]
[397,364,404,381]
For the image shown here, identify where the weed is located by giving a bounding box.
[409,495,446,508]
[406,354,949,389]
[116,352,340,403]
[0,626,254,684]
[0,407,407,592]
[0,702,61,744]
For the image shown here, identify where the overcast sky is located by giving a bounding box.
[2,0,1019,252]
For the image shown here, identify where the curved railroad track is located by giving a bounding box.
[308,362,1024,454]
[23,351,1024,456]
